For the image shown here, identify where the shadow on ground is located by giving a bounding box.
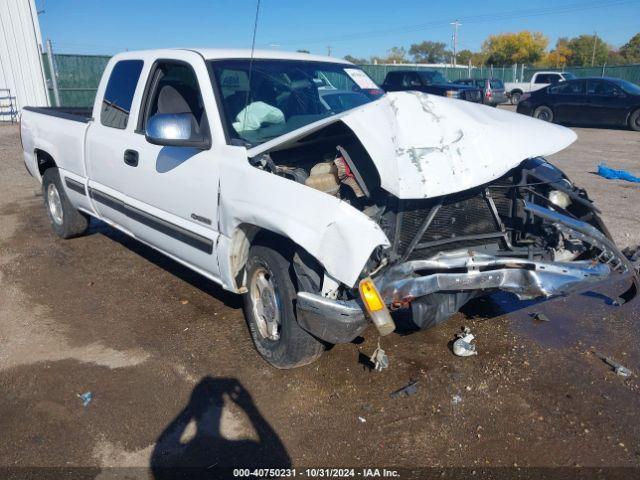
[151,377,290,479]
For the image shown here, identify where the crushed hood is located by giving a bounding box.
[248,91,577,199]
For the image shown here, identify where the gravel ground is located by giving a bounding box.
[1,118,640,478]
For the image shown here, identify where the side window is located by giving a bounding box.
[534,74,549,84]
[548,74,562,84]
[548,80,585,95]
[587,80,620,97]
[141,61,207,136]
[101,60,144,129]
[401,73,420,88]
[383,73,399,87]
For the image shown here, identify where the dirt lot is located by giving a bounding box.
[1,117,640,478]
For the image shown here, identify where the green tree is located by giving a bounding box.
[606,49,628,65]
[470,52,488,66]
[379,46,407,64]
[542,38,572,67]
[566,34,609,66]
[456,49,473,65]
[343,54,367,64]
[620,32,640,63]
[482,31,548,65]
[408,41,450,63]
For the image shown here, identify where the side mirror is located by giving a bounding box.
[145,113,210,149]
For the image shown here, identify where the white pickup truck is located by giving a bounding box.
[20,49,636,368]
[505,71,577,104]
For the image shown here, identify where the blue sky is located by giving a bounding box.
[37,0,640,58]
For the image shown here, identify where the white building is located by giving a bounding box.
[0,0,49,120]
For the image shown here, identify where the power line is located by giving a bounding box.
[450,20,461,66]
[266,0,637,48]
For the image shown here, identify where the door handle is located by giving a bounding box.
[124,149,139,167]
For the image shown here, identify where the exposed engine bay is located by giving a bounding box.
[249,123,637,334]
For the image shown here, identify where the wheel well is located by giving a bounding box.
[229,224,295,291]
[35,149,56,177]
[510,89,523,95]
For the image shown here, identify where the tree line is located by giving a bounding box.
[342,31,640,67]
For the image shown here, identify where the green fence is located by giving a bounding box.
[43,53,110,107]
[361,64,519,84]
[43,53,640,107]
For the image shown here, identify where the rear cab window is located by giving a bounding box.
[101,60,144,129]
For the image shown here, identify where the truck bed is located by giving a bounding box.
[23,106,92,123]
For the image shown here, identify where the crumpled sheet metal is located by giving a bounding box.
[342,91,576,199]
[377,258,610,303]
[248,91,577,200]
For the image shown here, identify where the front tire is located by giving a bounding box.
[629,109,640,132]
[533,105,554,123]
[510,91,522,104]
[243,243,324,369]
[42,168,89,239]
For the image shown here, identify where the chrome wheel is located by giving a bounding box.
[47,183,64,225]
[249,266,281,341]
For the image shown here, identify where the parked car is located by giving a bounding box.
[505,71,576,104]
[516,77,640,131]
[453,78,507,106]
[382,70,482,103]
[20,49,637,368]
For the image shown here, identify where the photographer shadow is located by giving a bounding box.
[151,376,290,479]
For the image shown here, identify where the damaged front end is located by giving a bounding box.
[296,159,638,343]
[240,91,636,343]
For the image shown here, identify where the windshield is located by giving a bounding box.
[418,71,448,85]
[562,72,577,80]
[616,79,640,95]
[209,59,383,146]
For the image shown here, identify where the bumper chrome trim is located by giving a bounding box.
[296,292,367,344]
[294,204,637,341]
[376,255,610,303]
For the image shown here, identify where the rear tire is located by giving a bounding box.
[243,243,324,369]
[533,105,554,123]
[510,91,522,105]
[42,168,89,239]
[629,109,640,132]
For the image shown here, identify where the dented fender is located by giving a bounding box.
[217,149,389,289]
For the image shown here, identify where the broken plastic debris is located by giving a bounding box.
[533,312,550,322]
[452,394,463,405]
[390,380,419,399]
[370,338,389,371]
[77,391,93,407]
[358,416,367,423]
[594,351,632,377]
[453,327,477,357]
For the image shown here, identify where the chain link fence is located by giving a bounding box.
[42,53,640,107]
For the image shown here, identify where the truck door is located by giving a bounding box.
[85,59,145,231]
[86,52,223,281]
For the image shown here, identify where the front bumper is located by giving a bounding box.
[296,204,638,343]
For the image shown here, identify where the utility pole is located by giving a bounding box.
[450,20,461,67]
[326,46,332,57]
[591,31,598,67]
[45,39,60,107]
